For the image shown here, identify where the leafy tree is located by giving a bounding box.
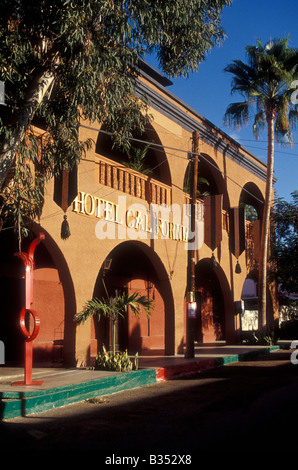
[224,37,298,329]
[273,190,298,294]
[75,289,154,354]
[240,203,258,222]
[0,0,232,237]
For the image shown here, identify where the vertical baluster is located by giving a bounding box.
[151,182,156,204]
[118,169,124,192]
[124,171,130,194]
[106,163,111,187]
[99,162,106,185]
[160,187,165,205]
[130,174,135,196]
[141,179,146,199]
[113,166,118,190]
[136,176,142,198]
[156,185,161,205]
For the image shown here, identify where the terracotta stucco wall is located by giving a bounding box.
[34,75,273,366]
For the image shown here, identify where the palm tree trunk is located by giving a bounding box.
[258,109,275,330]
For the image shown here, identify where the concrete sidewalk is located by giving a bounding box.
[0,344,280,420]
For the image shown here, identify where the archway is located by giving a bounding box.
[195,258,232,343]
[239,182,264,221]
[184,153,230,209]
[91,241,175,356]
[96,122,172,186]
[241,271,275,336]
[0,225,76,366]
[241,274,259,332]
[239,182,265,273]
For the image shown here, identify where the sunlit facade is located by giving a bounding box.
[0,63,278,367]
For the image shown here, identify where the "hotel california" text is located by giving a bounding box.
[73,191,203,249]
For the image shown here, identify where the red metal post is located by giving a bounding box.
[12,232,45,386]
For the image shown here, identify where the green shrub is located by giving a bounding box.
[95,345,138,372]
[241,330,278,345]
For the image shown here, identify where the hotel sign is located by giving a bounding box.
[73,191,204,249]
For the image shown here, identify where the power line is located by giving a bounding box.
[80,124,265,205]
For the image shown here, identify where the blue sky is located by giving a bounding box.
[147,0,298,202]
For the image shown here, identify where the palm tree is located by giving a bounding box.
[75,289,154,354]
[224,37,298,330]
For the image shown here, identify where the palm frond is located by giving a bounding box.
[75,297,111,324]
[223,101,249,129]
[115,291,154,319]
[224,37,298,142]
[75,291,154,325]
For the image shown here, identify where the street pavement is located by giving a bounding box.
[0,347,297,456]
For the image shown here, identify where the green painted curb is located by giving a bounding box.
[0,368,157,420]
[213,345,280,367]
[0,346,280,420]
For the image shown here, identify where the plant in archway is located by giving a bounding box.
[123,144,153,176]
[75,290,154,368]
[183,164,210,198]
[224,37,298,330]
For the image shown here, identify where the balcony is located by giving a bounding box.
[96,154,172,206]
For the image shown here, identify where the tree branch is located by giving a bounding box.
[0,68,55,190]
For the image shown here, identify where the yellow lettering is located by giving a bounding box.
[84,193,95,216]
[134,211,145,231]
[114,204,123,225]
[73,190,191,243]
[73,191,86,214]
[126,209,135,228]
[95,198,104,218]
[104,201,114,221]
[160,219,169,238]
[144,212,151,233]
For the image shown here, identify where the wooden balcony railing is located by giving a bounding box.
[96,155,172,206]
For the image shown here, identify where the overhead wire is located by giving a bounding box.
[80,124,266,205]
[3,120,267,229]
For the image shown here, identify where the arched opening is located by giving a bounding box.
[0,226,76,366]
[183,153,230,208]
[241,272,275,337]
[96,122,171,186]
[91,241,175,357]
[195,258,232,343]
[239,183,265,271]
[239,182,264,221]
[241,274,259,333]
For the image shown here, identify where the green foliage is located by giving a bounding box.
[273,191,298,293]
[183,162,210,198]
[75,290,154,324]
[240,202,258,222]
[242,329,278,346]
[75,287,154,354]
[224,37,298,327]
[224,37,298,142]
[123,144,152,176]
[0,0,231,237]
[95,344,138,372]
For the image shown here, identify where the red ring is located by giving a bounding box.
[19,308,40,342]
